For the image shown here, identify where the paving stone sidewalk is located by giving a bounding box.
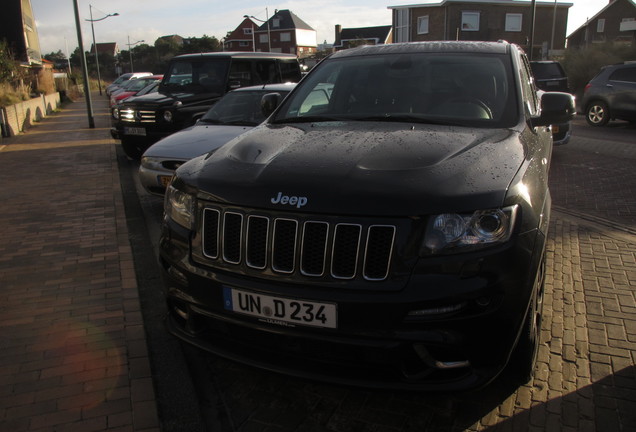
[0,95,160,431]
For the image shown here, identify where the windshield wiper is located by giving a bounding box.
[355,114,464,126]
[272,115,344,124]
[222,120,259,126]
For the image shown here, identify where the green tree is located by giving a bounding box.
[179,35,221,54]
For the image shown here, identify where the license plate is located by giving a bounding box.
[159,176,172,187]
[124,127,146,136]
[223,287,337,329]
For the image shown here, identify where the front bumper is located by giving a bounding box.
[139,163,174,196]
[159,214,544,391]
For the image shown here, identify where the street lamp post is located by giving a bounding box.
[127,37,144,72]
[86,5,119,95]
[244,7,271,52]
[72,0,94,128]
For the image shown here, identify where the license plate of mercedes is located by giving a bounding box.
[124,127,146,136]
[223,287,337,329]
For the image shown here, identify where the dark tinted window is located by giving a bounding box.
[280,60,302,82]
[530,62,565,79]
[609,66,636,83]
[228,60,253,87]
[162,59,230,94]
[201,89,291,126]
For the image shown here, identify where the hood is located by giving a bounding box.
[177,121,525,216]
[143,124,253,160]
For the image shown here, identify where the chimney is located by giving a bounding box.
[335,24,342,46]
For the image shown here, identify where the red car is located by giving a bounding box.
[109,75,163,107]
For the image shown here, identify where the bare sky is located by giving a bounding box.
[30,0,605,56]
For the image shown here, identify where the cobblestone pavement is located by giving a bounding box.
[0,96,161,431]
[177,118,636,432]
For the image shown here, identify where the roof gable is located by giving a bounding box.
[258,9,315,32]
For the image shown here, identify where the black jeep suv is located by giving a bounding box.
[113,52,301,159]
[160,41,574,391]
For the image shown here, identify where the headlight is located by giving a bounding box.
[422,206,517,254]
[140,156,164,170]
[112,108,119,119]
[164,184,195,229]
[163,110,173,122]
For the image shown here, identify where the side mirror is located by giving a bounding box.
[533,92,576,127]
[261,92,283,117]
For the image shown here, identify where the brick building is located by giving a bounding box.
[224,18,258,52]
[0,0,42,65]
[567,0,636,49]
[388,0,571,59]
[254,9,318,58]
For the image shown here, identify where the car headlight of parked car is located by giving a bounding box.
[163,110,174,122]
[140,156,164,170]
[423,205,517,254]
[112,108,119,120]
[164,184,195,229]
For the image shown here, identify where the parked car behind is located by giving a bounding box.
[109,75,163,107]
[530,61,571,145]
[105,72,153,96]
[114,52,302,160]
[139,83,295,195]
[160,41,575,391]
[581,62,636,126]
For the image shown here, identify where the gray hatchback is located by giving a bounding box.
[581,62,636,126]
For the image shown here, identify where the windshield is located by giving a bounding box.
[200,89,291,126]
[127,78,158,92]
[161,59,230,94]
[273,52,518,128]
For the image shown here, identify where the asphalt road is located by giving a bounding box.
[120,115,636,432]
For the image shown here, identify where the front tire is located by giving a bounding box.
[511,256,545,384]
[586,101,610,126]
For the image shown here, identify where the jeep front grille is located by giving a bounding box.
[200,207,396,281]
[120,108,156,123]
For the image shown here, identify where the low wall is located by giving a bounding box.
[0,92,62,138]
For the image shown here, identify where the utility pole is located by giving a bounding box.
[72,0,94,128]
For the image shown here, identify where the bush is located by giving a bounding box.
[0,82,30,107]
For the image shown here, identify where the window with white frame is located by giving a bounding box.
[395,8,410,42]
[280,32,291,42]
[461,11,480,31]
[417,16,429,34]
[597,18,605,33]
[243,28,253,35]
[259,34,269,43]
[505,13,522,32]
[273,18,280,28]
[239,41,249,47]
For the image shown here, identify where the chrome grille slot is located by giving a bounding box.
[331,224,362,279]
[199,206,396,281]
[246,216,269,269]
[363,226,396,281]
[272,219,298,273]
[202,209,220,259]
[301,222,329,277]
[223,212,243,264]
